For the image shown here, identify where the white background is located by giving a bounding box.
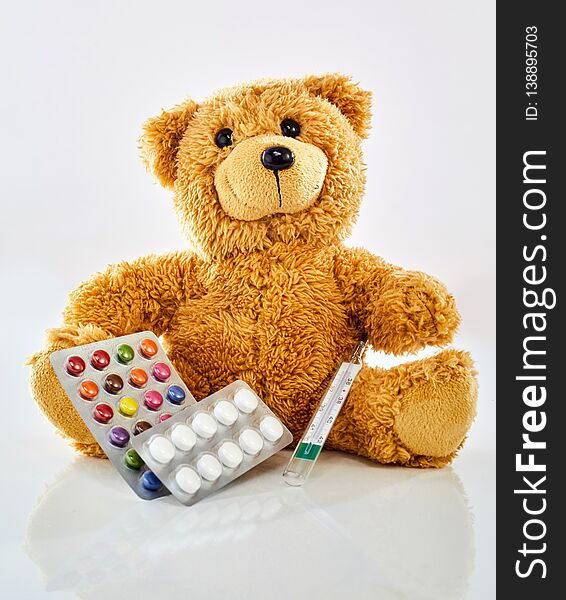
[0,1,495,598]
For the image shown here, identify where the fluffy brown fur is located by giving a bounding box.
[29,74,477,466]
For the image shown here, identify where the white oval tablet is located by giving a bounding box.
[213,400,239,426]
[175,466,201,495]
[171,424,197,452]
[191,413,218,439]
[233,388,259,414]
[148,435,175,465]
[218,441,244,468]
[239,428,264,455]
[259,416,284,442]
[197,454,223,482]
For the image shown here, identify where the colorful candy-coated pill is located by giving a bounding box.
[129,368,148,388]
[124,449,144,470]
[192,413,218,439]
[152,362,171,383]
[197,454,222,482]
[139,338,158,359]
[133,420,152,436]
[239,428,264,455]
[234,388,259,414]
[79,380,99,400]
[141,471,162,492]
[93,403,113,424]
[171,424,197,452]
[66,355,86,377]
[144,390,163,411]
[148,435,176,464]
[259,416,284,442]
[166,385,186,405]
[175,466,201,495]
[213,400,239,426]
[118,396,138,417]
[159,413,172,423]
[104,374,123,395]
[116,344,135,364]
[90,349,110,371]
[218,441,244,469]
[108,426,130,448]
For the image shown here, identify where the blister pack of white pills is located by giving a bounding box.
[131,381,293,505]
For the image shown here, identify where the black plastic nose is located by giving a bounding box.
[261,146,295,171]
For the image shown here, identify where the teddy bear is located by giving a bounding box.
[29,73,477,467]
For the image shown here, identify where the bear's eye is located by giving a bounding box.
[281,119,301,138]
[215,128,233,148]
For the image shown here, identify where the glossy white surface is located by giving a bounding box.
[0,339,495,600]
[2,434,492,600]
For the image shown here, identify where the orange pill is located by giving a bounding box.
[129,368,148,388]
[79,380,99,400]
[139,338,158,359]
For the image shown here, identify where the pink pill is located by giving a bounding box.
[152,362,171,383]
[144,390,163,411]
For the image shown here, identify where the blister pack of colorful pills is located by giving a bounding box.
[50,331,196,499]
[131,381,293,505]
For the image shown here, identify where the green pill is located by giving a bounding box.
[116,344,135,364]
[124,449,144,470]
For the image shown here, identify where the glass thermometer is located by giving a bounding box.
[282,338,367,486]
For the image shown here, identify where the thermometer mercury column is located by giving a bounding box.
[282,338,367,486]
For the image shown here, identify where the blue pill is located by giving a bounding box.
[141,471,162,492]
[167,385,186,405]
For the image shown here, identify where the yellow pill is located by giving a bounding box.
[119,396,138,417]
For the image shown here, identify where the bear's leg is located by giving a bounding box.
[326,349,478,467]
[28,325,112,458]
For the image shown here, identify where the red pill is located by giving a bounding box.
[66,355,86,377]
[90,349,110,371]
[79,380,99,400]
[129,368,148,388]
[139,338,158,359]
[93,403,113,424]
[160,413,172,423]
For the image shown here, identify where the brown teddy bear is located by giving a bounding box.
[29,74,477,467]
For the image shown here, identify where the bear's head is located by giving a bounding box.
[140,74,371,259]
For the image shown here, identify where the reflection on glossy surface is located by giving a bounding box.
[25,452,474,600]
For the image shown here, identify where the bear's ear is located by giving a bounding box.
[302,73,372,138]
[140,98,199,189]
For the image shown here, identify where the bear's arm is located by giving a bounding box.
[60,250,203,337]
[27,251,203,452]
[333,247,460,354]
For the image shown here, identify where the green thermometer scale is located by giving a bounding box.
[282,338,367,486]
